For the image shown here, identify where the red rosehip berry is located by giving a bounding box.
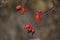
[21,7,26,15]
[31,28,36,35]
[25,24,31,29]
[31,28,35,33]
[35,12,42,21]
[16,5,21,10]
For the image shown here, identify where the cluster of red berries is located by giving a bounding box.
[16,5,42,35]
[25,24,35,35]
[16,5,26,15]
[16,5,42,21]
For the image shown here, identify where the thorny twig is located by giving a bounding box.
[42,6,56,17]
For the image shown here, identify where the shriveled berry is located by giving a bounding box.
[27,28,32,33]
